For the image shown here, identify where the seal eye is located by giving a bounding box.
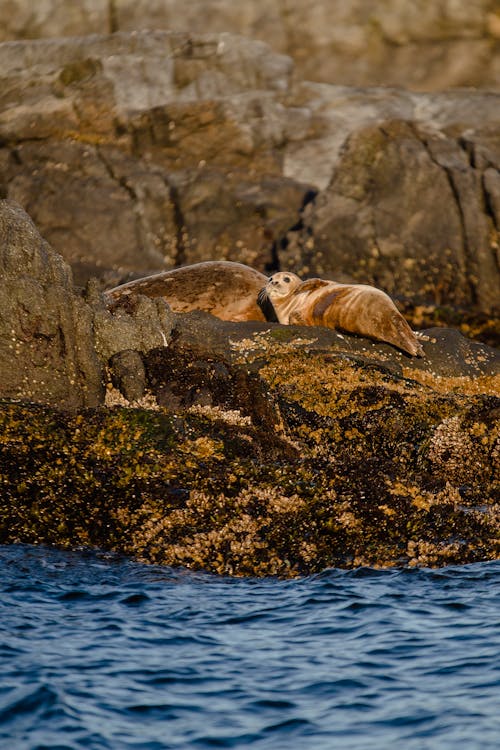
[283,276,291,283]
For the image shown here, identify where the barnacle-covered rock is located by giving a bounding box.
[0,312,498,576]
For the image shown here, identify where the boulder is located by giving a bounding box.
[0,312,498,575]
[0,199,174,410]
[0,199,103,409]
[289,119,500,316]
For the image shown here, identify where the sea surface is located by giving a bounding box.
[1,545,499,750]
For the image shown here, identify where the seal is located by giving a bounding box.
[259,272,425,356]
[105,261,276,322]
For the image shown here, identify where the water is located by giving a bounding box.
[1,545,499,750]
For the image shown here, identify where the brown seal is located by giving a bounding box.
[259,272,425,357]
[105,261,276,322]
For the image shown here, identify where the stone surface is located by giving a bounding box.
[109,350,147,402]
[0,314,498,576]
[166,313,500,381]
[289,119,500,316]
[0,30,499,331]
[0,31,308,286]
[0,198,498,574]
[93,291,173,361]
[0,199,174,409]
[0,0,499,92]
[0,199,103,409]
[0,21,498,577]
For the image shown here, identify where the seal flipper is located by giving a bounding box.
[289,310,309,326]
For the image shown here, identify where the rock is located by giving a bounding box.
[0,314,498,575]
[0,199,103,409]
[2,141,180,287]
[0,199,174,409]
[0,31,292,143]
[109,350,147,402]
[0,198,498,573]
[1,1,498,92]
[93,292,173,361]
[0,31,309,286]
[290,119,500,316]
[0,30,499,328]
[1,23,497,576]
[167,169,312,271]
[166,313,500,381]
[0,1,109,42]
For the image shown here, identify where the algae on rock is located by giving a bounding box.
[1,332,498,577]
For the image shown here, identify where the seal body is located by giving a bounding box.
[105,261,274,322]
[259,272,424,357]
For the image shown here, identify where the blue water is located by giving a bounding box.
[1,546,499,750]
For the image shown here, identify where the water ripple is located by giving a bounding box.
[1,545,499,749]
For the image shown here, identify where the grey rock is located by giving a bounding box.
[287,119,500,316]
[0,199,175,409]
[168,312,500,380]
[3,141,179,287]
[0,30,498,320]
[109,349,147,402]
[0,31,301,285]
[0,199,103,409]
[93,293,173,361]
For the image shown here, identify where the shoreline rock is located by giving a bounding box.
[0,201,498,575]
[0,17,498,576]
[0,331,498,574]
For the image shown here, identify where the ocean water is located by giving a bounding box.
[1,545,499,750]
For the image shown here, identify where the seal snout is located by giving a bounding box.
[269,274,292,287]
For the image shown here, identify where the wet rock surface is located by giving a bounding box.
[0,240,498,575]
[0,320,498,575]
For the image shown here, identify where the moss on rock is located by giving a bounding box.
[1,334,498,576]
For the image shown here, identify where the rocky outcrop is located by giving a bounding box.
[0,31,308,287]
[0,199,173,410]
[0,30,499,339]
[287,116,500,316]
[0,13,498,577]
[0,197,498,575]
[0,199,102,409]
[0,311,498,575]
[1,0,499,92]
